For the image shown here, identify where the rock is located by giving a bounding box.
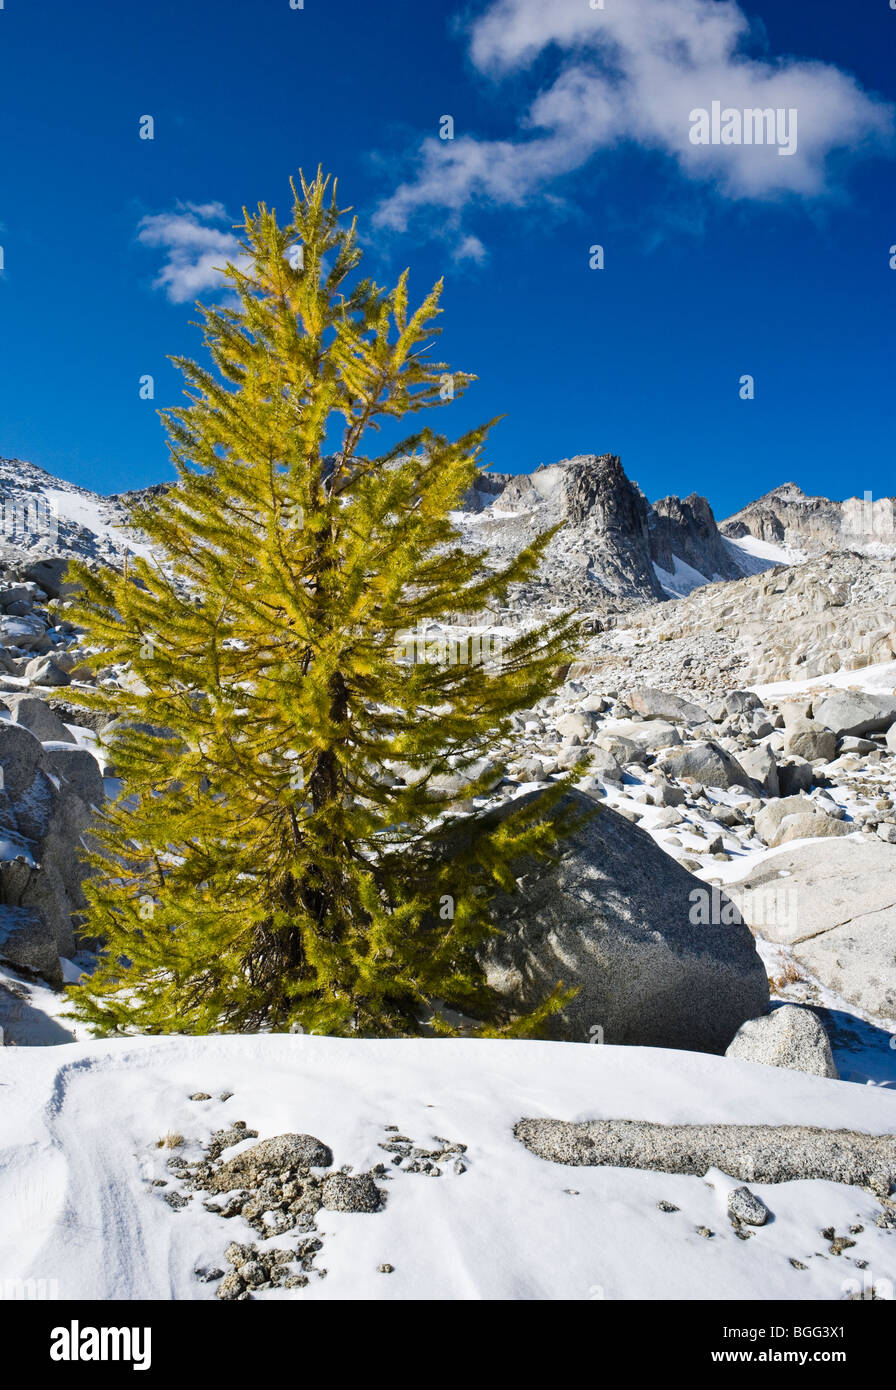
[23,558,72,600]
[626,689,711,725]
[514,1117,896,1195]
[660,741,756,792]
[46,702,113,734]
[887,724,896,755]
[23,655,71,688]
[877,823,896,844]
[208,1134,333,1190]
[0,903,61,985]
[0,721,45,796]
[215,1271,245,1301]
[602,719,682,751]
[555,712,596,742]
[723,691,764,717]
[784,718,837,763]
[795,917,896,1020]
[839,736,878,754]
[768,811,852,848]
[811,692,896,738]
[4,695,76,744]
[727,1187,771,1226]
[594,732,647,766]
[237,1260,267,1288]
[725,1005,839,1079]
[737,743,779,796]
[321,1172,383,1213]
[465,788,769,1051]
[0,584,37,610]
[753,795,846,847]
[586,746,623,784]
[652,777,688,807]
[40,745,105,809]
[777,757,814,795]
[428,759,501,798]
[726,839,896,1016]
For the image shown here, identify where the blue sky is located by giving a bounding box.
[0,0,893,518]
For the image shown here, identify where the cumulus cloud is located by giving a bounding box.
[375,0,893,231]
[137,202,246,302]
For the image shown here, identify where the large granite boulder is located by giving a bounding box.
[625,689,711,725]
[811,692,896,738]
[0,721,104,972]
[784,718,837,763]
[753,795,852,848]
[726,839,896,1018]
[4,694,76,744]
[461,789,769,1051]
[659,741,757,791]
[0,903,61,986]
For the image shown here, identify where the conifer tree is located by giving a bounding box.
[66,170,584,1037]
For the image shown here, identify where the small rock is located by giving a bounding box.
[727,1186,771,1227]
[321,1172,383,1213]
[216,1271,245,1301]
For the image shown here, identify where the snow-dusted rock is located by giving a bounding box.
[726,838,896,959]
[795,921,896,1020]
[4,694,75,744]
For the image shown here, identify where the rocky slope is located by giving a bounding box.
[574,551,896,689]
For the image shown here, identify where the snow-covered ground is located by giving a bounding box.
[1,1033,894,1302]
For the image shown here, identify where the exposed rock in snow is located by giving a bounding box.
[2,1033,895,1301]
[725,1005,839,1079]
[513,1114,895,1194]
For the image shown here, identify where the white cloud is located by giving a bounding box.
[137,203,246,302]
[375,0,893,231]
[454,234,489,264]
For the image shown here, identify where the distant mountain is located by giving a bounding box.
[455,453,780,608]
[0,456,153,568]
[721,482,896,557]
[6,452,888,618]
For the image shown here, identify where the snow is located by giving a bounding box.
[43,487,157,563]
[751,659,896,702]
[652,555,712,599]
[723,534,805,572]
[1,1033,894,1301]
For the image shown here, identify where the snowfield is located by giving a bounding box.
[1,1033,894,1302]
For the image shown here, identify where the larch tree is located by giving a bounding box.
[66,170,584,1038]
